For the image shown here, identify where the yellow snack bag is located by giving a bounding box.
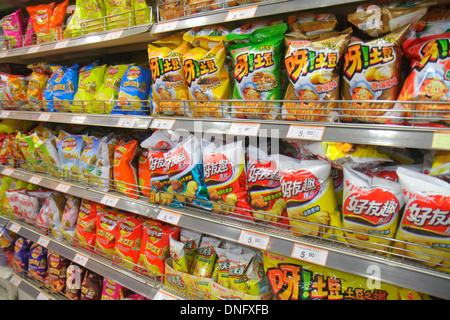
[73,64,107,113]
[148,33,191,116]
[104,0,134,30]
[227,251,253,294]
[170,237,189,273]
[91,65,129,114]
[27,71,49,111]
[190,236,221,278]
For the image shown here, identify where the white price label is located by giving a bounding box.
[154,290,178,300]
[225,6,257,21]
[150,118,175,130]
[54,40,69,49]
[238,230,269,250]
[71,115,86,124]
[0,111,10,118]
[55,183,71,193]
[9,223,21,233]
[291,243,328,266]
[73,253,89,267]
[117,117,136,127]
[104,30,123,40]
[432,131,450,150]
[286,125,325,141]
[228,122,260,136]
[2,168,14,176]
[36,292,50,300]
[156,208,182,225]
[28,175,42,185]
[37,236,50,248]
[100,194,120,207]
[10,275,22,287]
[27,46,40,53]
[0,51,7,58]
[38,113,51,121]
[154,21,179,33]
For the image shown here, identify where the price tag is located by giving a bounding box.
[2,167,14,176]
[71,115,86,124]
[100,194,120,207]
[104,30,123,40]
[150,118,175,130]
[37,236,50,248]
[9,275,22,287]
[432,131,450,150]
[286,125,325,141]
[154,290,178,300]
[156,208,182,225]
[154,21,179,33]
[228,122,260,136]
[0,111,10,118]
[291,243,328,266]
[8,222,21,233]
[55,183,71,193]
[117,117,136,127]
[27,46,40,54]
[225,5,258,21]
[73,253,89,267]
[38,113,51,121]
[36,292,50,300]
[28,175,42,185]
[238,230,269,250]
[0,51,7,58]
[54,40,69,49]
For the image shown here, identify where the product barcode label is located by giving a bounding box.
[291,243,328,266]
[225,6,257,21]
[28,176,42,185]
[150,118,175,130]
[286,125,325,141]
[100,194,120,207]
[55,183,71,193]
[228,122,260,136]
[73,253,89,267]
[238,230,269,250]
[156,209,182,225]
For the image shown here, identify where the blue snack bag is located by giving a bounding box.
[53,64,79,112]
[28,242,48,282]
[43,65,66,112]
[112,65,151,115]
[12,236,31,274]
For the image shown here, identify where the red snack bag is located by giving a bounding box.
[138,220,180,276]
[26,2,56,43]
[114,139,139,199]
[113,214,143,270]
[49,0,68,41]
[73,199,106,250]
[94,210,123,258]
[202,139,251,220]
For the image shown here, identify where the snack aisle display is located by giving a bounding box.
[0,0,448,301]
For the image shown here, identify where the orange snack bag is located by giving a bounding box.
[95,210,123,258]
[114,139,139,199]
[26,2,55,43]
[73,199,106,250]
[49,0,69,41]
[113,214,143,270]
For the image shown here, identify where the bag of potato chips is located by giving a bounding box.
[114,214,143,270]
[73,64,107,113]
[180,228,201,271]
[114,139,139,199]
[73,199,105,250]
[104,0,134,29]
[43,65,65,112]
[3,9,24,49]
[26,65,50,111]
[77,0,106,34]
[191,235,221,278]
[95,211,123,258]
[57,134,85,181]
[53,64,79,112]
[26,2,55,43]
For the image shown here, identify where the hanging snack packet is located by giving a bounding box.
[394,167,450,271]
[283,29,351,122]
[113,214,143,270]
[101,278,126,300]
[341,25,409,123]
[180,228,202,271]
[247,145,287,224]
[170,236,189,273]
[56,134,85,181]
[191,235,221,278]
[104,0,134,29]
[227,251,253,293]
[91,64,129,114]
[26,2,55,43]
[95,211,122,258]
[28,243,48,282]
[113,65,151,115]
[113,139,139,199]
[80,270,103,300]
[73,64,107,113]
[66,262,86,300]
[202,140,251,219]
[74,199,105,250]
[53,64,80,112]
[228,23,287,120]
[342,166,405,253]
[166,135,210,207]
[148,33,191,116]
[43,65,66,112]
[13,236,31,274]
[3,8,24,49]
[287,12,338,36]
[47,251,70,293]
[279,155,343,239]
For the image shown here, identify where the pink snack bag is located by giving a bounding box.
[23,17,36,47]
[2,8,24,49]
[100,278,126,300]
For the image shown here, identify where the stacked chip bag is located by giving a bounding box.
[104,0,134,29]
[76,0,106,34]
[95,210,123,258]
[2,74,28,110]
[283,28,351,122]
[56,134,85,181]
[228,20,288,120]
[182,26,231,118]
[26,2,55,43]
[73,62,107,113]
[91,64,129,113]
[202,139,251,219]
[43,65,66,112]
[47,251,70,293]
[73,199,104,250]
[342,165,405,253]
[148,33,191,116]
[52,64,80,112]
[279,155,344,240]
[28,243,48,282]
[113,214,143,270]
[247,145,288,226]
[165,135,210,208]
[66,262,86,300]
[139,130,175,204]
[26,63,51,111]
[12,236,31,274]
[3,8,24,49]
[341,25,409,123]
[394,167,450,272]
[113,139,139,199]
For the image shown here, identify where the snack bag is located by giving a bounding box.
[80,135,104,185]
[228,251,254,293]
[287,12,338,36]
[341,25,409,123]
[279,155,343,240]
[166,135,210,208]
[17,132,45,172]
[60,195,81,231]
[101,279,126,300]
[180,228,201,271]
[202,139,251,219]
[37,191,67,232]
[91,64,129,113]
[394,167,450,271]
[283,29,351,122]
[47,251,70,293]
[53,64,80,112]
[112,65,151,115]
[5,189,27,221]
[66,262,86,300]
[95,211,126,258]
[28,243,48,282]
[104,0,134,29]
[43,65,66,112]
[56,134,85,181]
[3,74,28,110]
[247,145,287,225]
[113,214,143,269]
[170,236,189,273]
[17,190,41,225]
[80,270,103,300]
[49,0,69,41]
[228,23,287,120]
[148,33,191,116]
[134,0,152,25]
[77,0,107,34]
[33,134,61,178]
[430,150,450,178]
[182,41,231,118]
[24,17,37,47]
[73,64,107,113]
[3,8,24,49]
[74,199,104,250]
[26,2,55,43]
[325,142,392,169]
[13,236,31,274]
[190,235,221,278]
[27,68,49,111]
[138,220,180,276]
[342,166,405,253]
[158,0,184,21]
[113,139,139,199]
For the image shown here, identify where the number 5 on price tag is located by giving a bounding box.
[238,230,269,250]
[291,243,328,266]
[156,208,181,225]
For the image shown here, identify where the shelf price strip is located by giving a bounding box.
[0,111,10,118]
[117,117,136,127]
[73,252,89,267]
[228,122,260,136]
[238,230,269,250]
[291,243,328,266]
[1,167,14,176]
[100,194,120,207]
[150,118,176,130]
[28,175,43,185]
[154,21,179,33]
[8,222,21,233]
[154,290,179,300]
[37,236,51,248]
[55,183,71,193]
[38,113,52,121]
[286,125,325,141]
[156,208,182,225]
[9,274,22,287]
[225,5,257,21]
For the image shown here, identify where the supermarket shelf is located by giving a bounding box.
[0,110,152,130]
[8,272,59,300]
[2,165,450,299]
[0,214,8,227]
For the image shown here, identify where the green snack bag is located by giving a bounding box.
[91,65,129,114]
[73,64,107,113]
[77,0,107,34]
[33,133,61,178]
[228,23,287,120]
[104,0,134,30]
[17,132,45,173]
